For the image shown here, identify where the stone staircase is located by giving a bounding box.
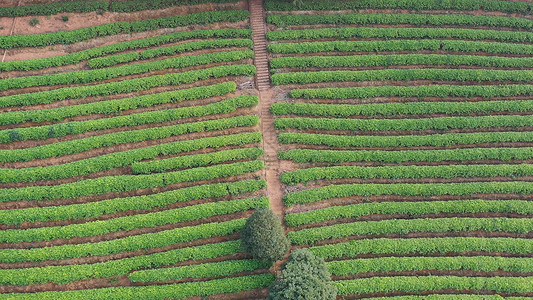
[249,0,270,90]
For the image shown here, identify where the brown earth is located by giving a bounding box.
[0,1,246,36]
[4,1,533,297]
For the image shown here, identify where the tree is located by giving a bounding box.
[269,249,337,300]
[241,209,289,263]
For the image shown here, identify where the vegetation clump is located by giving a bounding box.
[269,249,337,300]
[29,18,39,26]
[241,209,289,263]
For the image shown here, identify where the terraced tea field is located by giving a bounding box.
[266,0,533,298]
[0,1,273,299]
[1,0,533,299]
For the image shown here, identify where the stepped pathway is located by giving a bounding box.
[249,0,270,91]
[249,0,284,216]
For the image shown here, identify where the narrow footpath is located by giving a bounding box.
[1,0,20,62]
[249,0,284,216]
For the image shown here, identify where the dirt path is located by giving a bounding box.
[258,89,284,217]
[249,0,284,217]
[1,0,20,62]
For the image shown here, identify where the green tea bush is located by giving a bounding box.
[0,10,249,48]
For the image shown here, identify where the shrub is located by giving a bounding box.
[271,69,533,86]
[266,27,533,44]
[1,219,247,263]
[0,50,253,91]
[241,209,289,263]
[0,10,249,49]
[264,0,533,14]
[61,15,69,22]
[335,276,533,295]
[2,273,274,299]
[0,241,242,286]
[269,249,337,300]
[29,18,39,26]
[288,217,533,245]
[268,40,533,56]
[0,1,106,18]
[267,13,533,30]
[129,259,269,283]
[0,29,251,72]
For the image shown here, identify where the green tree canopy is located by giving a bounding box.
[241,208,289,263]
[269,249,337,300]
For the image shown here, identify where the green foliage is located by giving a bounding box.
[1,197,269,243]
[0,29,250,71]
[275,115,532,131]
[0,82,235,126]
[278,131,533,149]
[0,240,242,286]
[271,100,533,117]
[0,159,264,202]
[289,217,533,245]
[0,1,106,17]
[61,15,69,22]
[0,95,258,145]
[334,276,533,295]
[241,209,290,263]
[363,296,514,300]
[0,115,258,164]
[264,0,533,14]
[0,133,260,183]
[129,259,269,282]
[327,256,533,275]
[283,182,533,206]
[291,84,533,100]
[269,249,337,300]
[4,274,274,299]
[272,69,533,85]
[1,50,252,91]
[109,0,239,12]
[132,147,264,174]
[268,40,533,55]
[281,164,533,185]
[270,54,533,70]
[0,10,249,48]
[0,179,265,225]
[278,148,533,164]
[268,13,533,29]
[0,64,256,107]
[87,38,253,68]
[286,200,533,227]
[1,219,246,263]
[267,27,533,43]
[28,18,39,27]
[309,237,533,259]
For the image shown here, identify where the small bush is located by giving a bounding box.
[29,18,39,26]
[269,249,337,300]
[241,209,289,264]
[62,15,69,22]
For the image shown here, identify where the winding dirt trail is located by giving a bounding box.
[249,0,284,216]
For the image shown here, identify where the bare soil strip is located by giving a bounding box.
[249,0,284,218]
